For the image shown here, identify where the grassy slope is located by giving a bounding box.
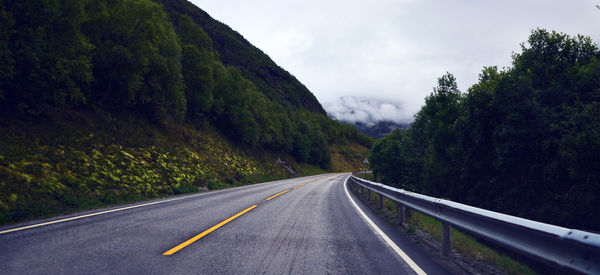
[329,141,370,173]
[0,109,345,225]
[0,0,371,226]
[405,211,534,274]
[0,109,369,225]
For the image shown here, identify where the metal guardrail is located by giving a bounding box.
[348,175,600,274]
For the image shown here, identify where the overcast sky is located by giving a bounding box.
[189,0,600,121]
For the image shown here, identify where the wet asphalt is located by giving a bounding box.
[0,173,449,274]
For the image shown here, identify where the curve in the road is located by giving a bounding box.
[0,174,447,274]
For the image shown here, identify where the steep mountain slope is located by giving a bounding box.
[154,0,326,114]
[0,0,371,225]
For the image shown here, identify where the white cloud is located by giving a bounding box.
[323,96,412,126]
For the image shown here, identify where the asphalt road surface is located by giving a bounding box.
[0,173,449,274]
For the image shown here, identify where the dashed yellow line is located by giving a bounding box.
[266,189,290,201]
[162,205,258,255]
[294,177,324,189]
[293,183,307,189]
[162,175,332,255]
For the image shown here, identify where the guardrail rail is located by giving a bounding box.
[348,175,600,274]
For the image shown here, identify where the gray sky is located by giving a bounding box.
[189,0,600,121]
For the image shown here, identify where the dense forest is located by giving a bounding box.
[0,0,372,224]
[0,0,372,169]
[370,29,600,231]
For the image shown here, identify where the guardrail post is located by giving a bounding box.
[397,203,405,226]
[442,222,452,255]
[378,194,383,209]
[367,189,372,202]
[350,175,600,273]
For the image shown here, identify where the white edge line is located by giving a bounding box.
[0,193,204,235]
[0,174,328,235]
[343,176,427,275]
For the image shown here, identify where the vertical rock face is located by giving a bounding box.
[154,0,326,115]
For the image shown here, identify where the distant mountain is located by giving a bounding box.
[352,120,409,138]
[324,96,411,138]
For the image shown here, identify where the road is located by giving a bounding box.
[0,173,448,274]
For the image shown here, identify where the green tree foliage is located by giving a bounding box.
[292,134,311,163]
[2,0,93,113]
[411,73,464,197]
[0,0,372,171]
[211,67,296,154]
[310,134,331,170]
[154,0,326,114]
[83,0,185,120]
[370,29,600,230]
[166,12,363,169]
[0,0,14,101]
[212,67,262,145]
[176,15,215,117]
[370,130,404,184]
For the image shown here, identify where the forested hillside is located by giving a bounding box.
[0,0,372,225]
[369,30,600,231]
[154,0,326,115]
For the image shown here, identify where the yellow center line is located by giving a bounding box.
[162,204,258,255]
[294,176,328,189]
[265,189,290,201]
[163,175,332,256]
[293,183,307,189]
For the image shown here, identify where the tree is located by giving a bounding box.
[310,134,331,170]
[410,73,464,196]
[459,66,503,207]
[181,44,214,116]
[292,133,311,163]
[0,0,14,101]
[176,15,216,118]
[369,29,600,230]
[212,67,262,145]
[83,0,185,120]
[369,130,404,186]
[4,0,93,113]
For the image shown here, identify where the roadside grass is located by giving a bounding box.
[405,210,535,275]
[296,163,327,176]
[355,184,534,274]
[356,173,375,181]
[0,111,298,225]
[329,142,369,172]
[0,108,366,226]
